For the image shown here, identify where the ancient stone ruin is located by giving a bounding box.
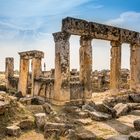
[4,17,140,106]
[2,17,140,140]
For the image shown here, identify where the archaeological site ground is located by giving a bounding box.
[1,17,140,140]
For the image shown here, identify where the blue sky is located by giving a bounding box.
[0,0,140,71]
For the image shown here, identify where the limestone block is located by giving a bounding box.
[34,113,46,130]
[6,125,21,136]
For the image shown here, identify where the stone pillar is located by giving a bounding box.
[18,58,29,96]
[110,41,121,91]
[53,32,70,105]
[130,44,140,91]
[79,36,92,102]
[31,58,42,96]
[5,57,14,89]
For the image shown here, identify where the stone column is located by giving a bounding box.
[31,57,42,96]
[110,41,121,91]
[5,57,14,89]
[18,58,29,96]
[79,36,92,102]
[53,32,70,105]
[130,44,140,91]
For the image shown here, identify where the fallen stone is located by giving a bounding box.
[42,103,53,114]
[113,103,129,117]
[35,113,46,130]
[6,125,21,136]
[127,103,140,110]
[107,135,129,140]
[82,104,95,112]
[134,119,140,131]
[74,118,92,125]
[0,101,8,115]
[19,97,32,105]
[88,110,112,121]
[129,131,140,140]
[44,122,74,137]
[129,94,140,103]
[26,105,45,114]
[31,96,45,105]
[44,129,60,139]
[95,102,116,118]
[18,119,34,130]
[76,111,89,119]
[63,106,81,113]
[75,130,97,140]
[103,95,129,107]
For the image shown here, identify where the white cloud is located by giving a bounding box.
[106,11,140,32]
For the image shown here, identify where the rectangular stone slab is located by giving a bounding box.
[62,17,140,44]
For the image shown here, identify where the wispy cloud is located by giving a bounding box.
[106,11,140,31]
[0,0,104,41]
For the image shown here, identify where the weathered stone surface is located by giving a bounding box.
[88,110,112,121]
[63,106,81,114]
[79,35,92,100]
[6,125,21,136]
[74,118,92,125]
[82,104,95,112]
[18,58,29,96]
[19,97,32,105]
[129,131,140,140]
[107,135,129,140]
[0,101,9,115]
[18,50,44,59]
[62,17,140,44]
[110,41,121,91]
[103,95,129,108]
[5,57,14,90]
[14,91,23,100]
[129,94,140,103]
[26,105,44,114]
[95,103,116,118]
[128,103,140,110]
[76,111,89,119]
[75,130,97,140]
[42,103,53,114]
[134,119,140,131]
[53,32,71,105]
[34,113,46,130]
[18,50,44,96]
[44,122,74,138]
[31,96,45,105]
[130,44,140,91]
[18,119,34,130]
[113,103,130,117]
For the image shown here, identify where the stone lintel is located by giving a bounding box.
[62,17,140,44]
[18,50,44,59]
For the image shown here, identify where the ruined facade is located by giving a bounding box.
[4,17,140,105]
[52,17,140,105]
[18,50,44,96]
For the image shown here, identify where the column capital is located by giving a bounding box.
[53,32,70,42]
[110,41,121,47]
[80,35,93,41]
[80,35,92,46]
